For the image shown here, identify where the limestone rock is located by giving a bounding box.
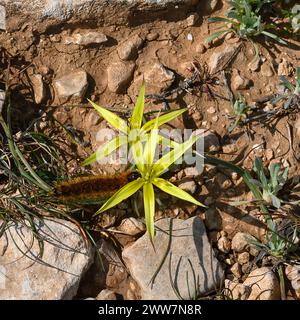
[0,89,5,113]
[96,289,117,300]
[54,70,88,102]
[107,61,135,93]
[0,5,5,30]
[122,217,224,300]
[278,58,293,77]
[178,180,197,194]
[225,279,251,300]
[208,44,240,74]
[261,63,274,77]
[243,267,281,300]
[0,219,93,300]
[144,63,175,94]
[117,34,144,61]
[231,232,258,253]
[285,264,300,299]
[64,32,108,46]
[232,71,251,90]
[204,130,220,152]
[118,218,145,236]
[31,74,46,104]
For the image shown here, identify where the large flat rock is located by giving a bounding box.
[1,0,200,31]
[0,218,93,300]
[122,217,224,300]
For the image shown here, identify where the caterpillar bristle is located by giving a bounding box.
[53,171,133,203]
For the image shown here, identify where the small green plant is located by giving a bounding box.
[82,84,186,166]
[271,67,300,109]
[252,220,298,258]
[282,4,300,34]
[252,157,288,209]
[228,97,251,132]
[95,118,204,241]
[206,0,287,52]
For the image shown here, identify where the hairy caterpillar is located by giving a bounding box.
[53,171,140,203]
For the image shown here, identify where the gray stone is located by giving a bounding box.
[231,232,258,253]
[117,34,144,61]
[122,217,224,300]
[232,72,251,90]
[144,63,175,94]
[208,44,240,74]
[243,267,281,300]
[3,1,199,33]
[31,74,46,104]
[0,5,5,30]
[64,31,108,46]
[0,219,93,300]
[217,236,231,253]
[178,180,197,194]
[204,0,219,14]
[54,70,88,102]
[107,61,135,93]
[204,130,220,152]
[261,63,274,77]
[285,264,300,299]
[185,13,199,27]
[0,89,5,113]
[118,218,145,236]
[224,279,251,300]
[96,289,117,300]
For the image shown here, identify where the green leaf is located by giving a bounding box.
[208,17,233,23]
[279,76,295,92]
[157,134,180,149]
[141,109,187,133]
[82,135,128,166]
[261,31,287,45]
[153,134,199,177]
[153,178,205,207]
[88,99,129,134]
[95,178,144,215]
[205,30,232,43]
[131,140,145,173]
[143,116,159,167]
[130,82,145,130]
[143,182,155,241]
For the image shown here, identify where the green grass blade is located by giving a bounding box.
[143,116,159,166]
[153,135,199,177]
[205,30,231,43]
[142,109,187,132]
[261,31,287,45]
[88,99,129,134]
[95,178,144,215]
[153,177,205,207]
[82,135,128,166]
[143,182,155,241]
[131,140,145,173]
[130,83,145,130]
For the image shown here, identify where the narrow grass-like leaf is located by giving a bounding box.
[82,135,128,166]
[153,178,205,207]
[143,182,155,241]
[131,140,145,173]
[261,31,287,45]
[153,135,199,176]
[142,109,187,132]
[95,178,144,215]
[143,115,159,167]
[88,99,129,134]
[130,82,145,130]
[205,30,231,43]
